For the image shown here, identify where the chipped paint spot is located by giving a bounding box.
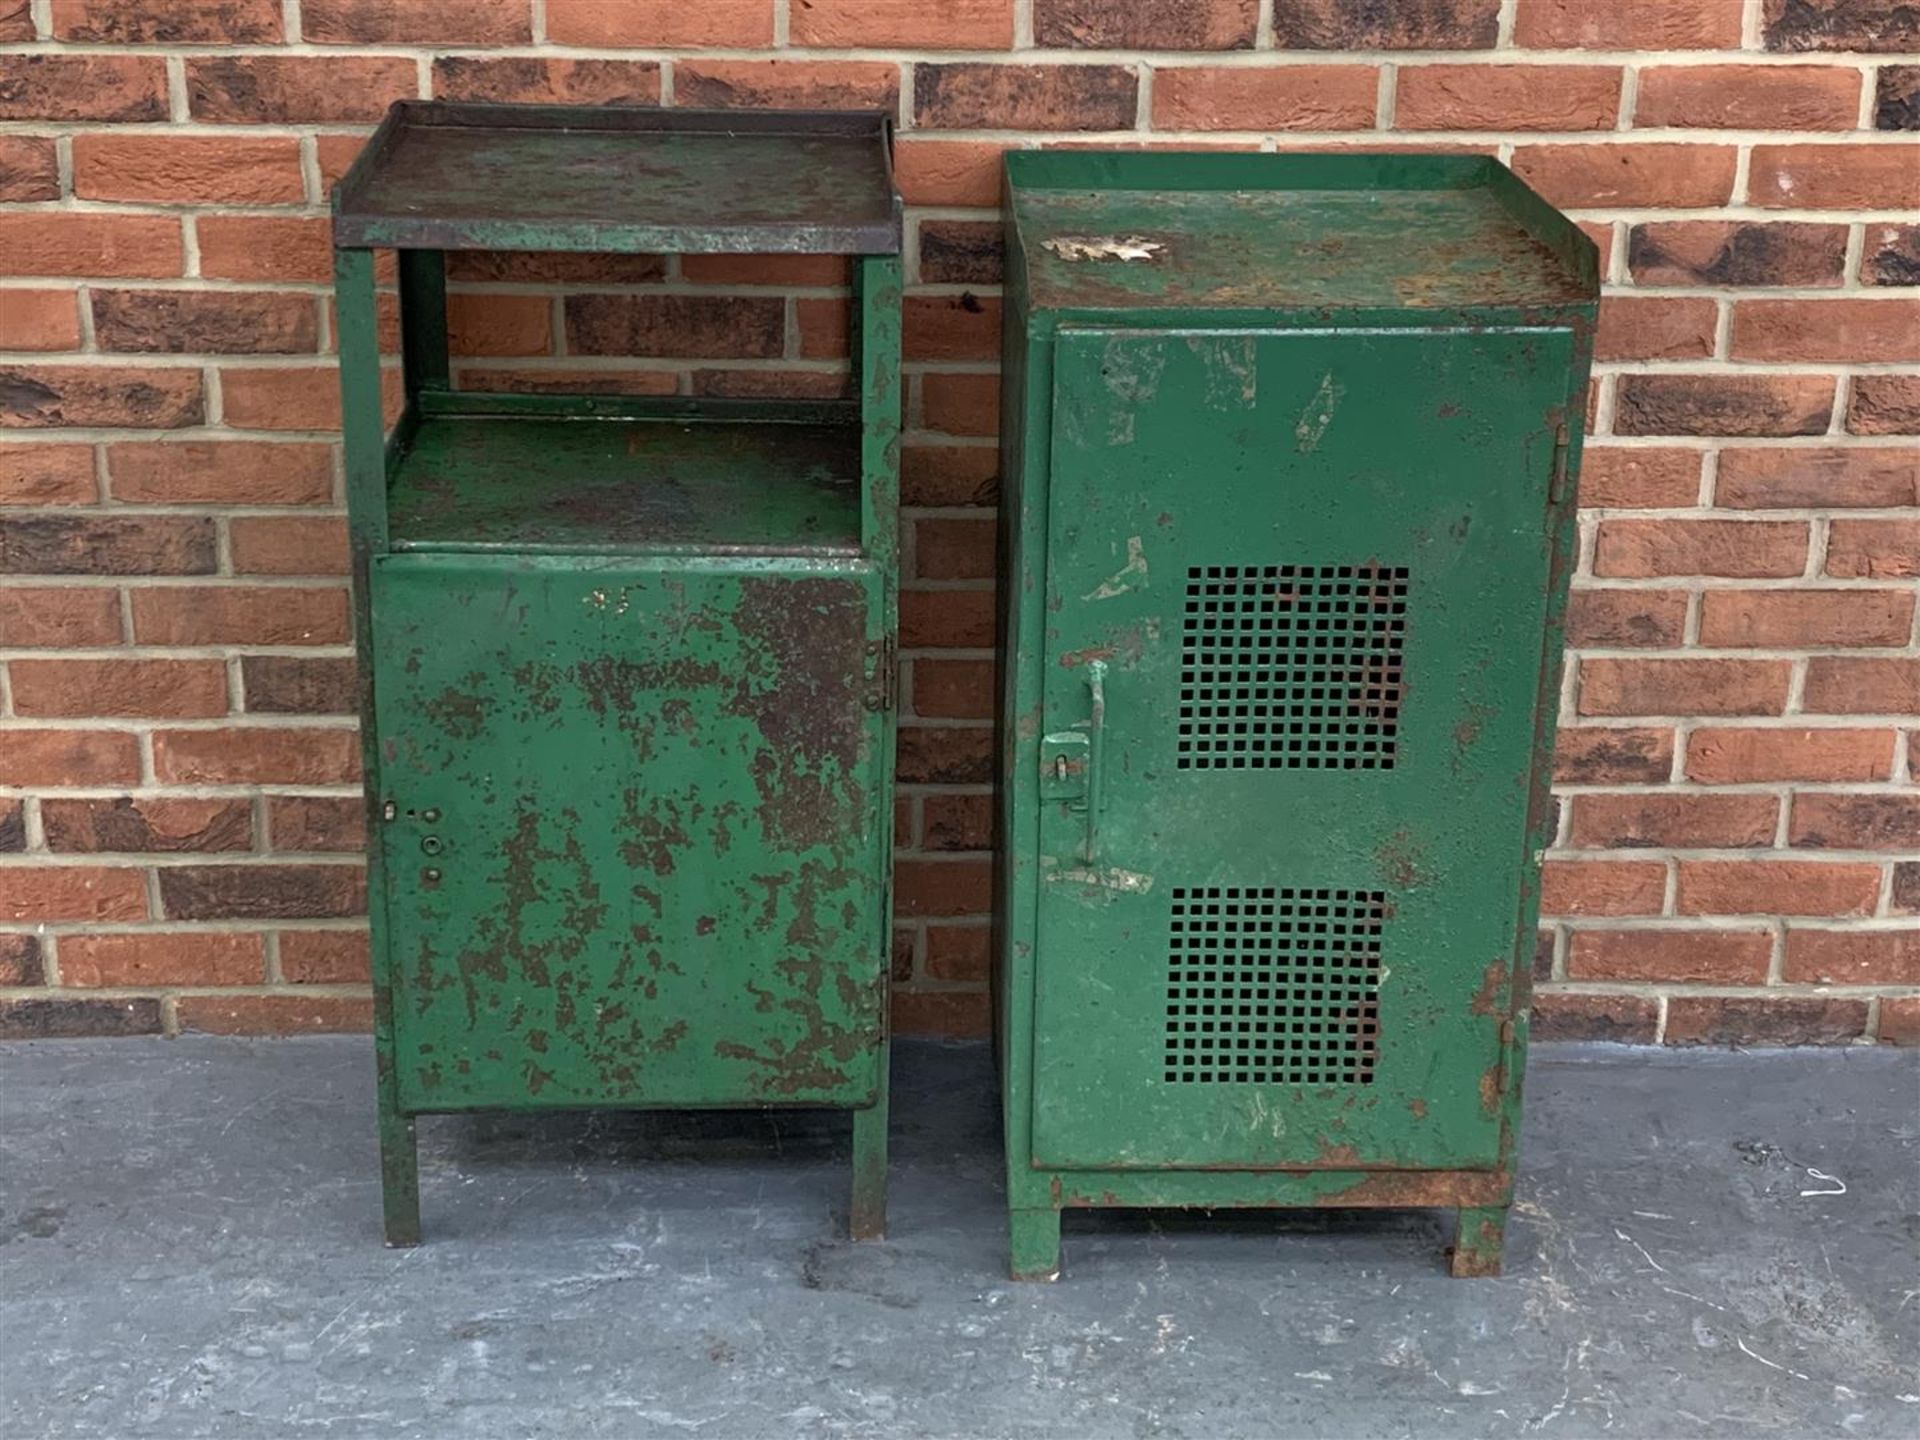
[1293,372,1345,453]
[1044,234,1164,263]
[1083,535,1147,601]
[1049,864,1154,894]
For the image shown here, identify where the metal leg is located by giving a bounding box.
[379,1102,422,1248]
[1009,1206,1062,1282]
[849,1094,888,1241]
[1450,1204,1506,1278]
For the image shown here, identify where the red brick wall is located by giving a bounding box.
[1,0,1915,1047]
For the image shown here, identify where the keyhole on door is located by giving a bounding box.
[1054,756,1068,781]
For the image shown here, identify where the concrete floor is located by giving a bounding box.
[0,1039,1914,1439]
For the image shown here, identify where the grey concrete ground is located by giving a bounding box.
[0,1038,1914,1439]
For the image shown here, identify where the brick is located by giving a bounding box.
[1686,727,1895,784]
[1803,657,1919,714]
[1511,145,1737,210]
[1678,859,1881,916]
[107,442,333,508]
[1577,448,1700,508]
[1884,997,1920,1045]
[1396,64,1620,132]
[229,516,349,577]
[0,998,163,1040]
[1848,376,1920,436]
[178,994,375,1035]
[444,293,550,358]
[693,368,846,403]
[900,588,996,648]
[187,56,415,124]
[904,295,1000,363]
[0,136,59,202]
[1615,374,1833,438]
[921,793,991,853]
[241,656,357,714]
[1037,0,1253,47]
[1275,0,1498,47]
[1566,589,1687,648]
[1749,145,1920,211]
[912,658,995,718]
[547,0,773,45]
[195,216,333,285]
[894,139,1008,207]
[0,933,43,986]
[1516,0,1741,47]
[1,442,95,507]
[0,800,20,854]
[800,0,1014,47]
[61,931,265,988]
[924,924,990,982]
[1786,929,1920,985]
[51,0,282,40]
[1553,726,1674,784]
[160,864,364,921]
[280,929,370,984]
[0,588,120,648]
[1878,66,1920,129]
[2,365,205,431]
[0,865,147,921]
[450,252,668,285]
[2,515,214,575]
[154,728,358,786]
[73,135,304,206]
[1540,860,1665,917]
[795,298,850,360]
[1153,65,1375,131]
[1763,0,1920,52]
[0,55,167,121]
[919,221,1004,285]
[1716,447,1920,508]
[1791,793,1920,851]
[1628,221,1848,289]
[1592,519,1808,579]
[892,988,991,1038]
[0,291,82,353]
[132,586,349,646]
[680,254,846,286]
[902,444,999,507]
[566,295,783,359]
[913,518,996,581]
[43,796,250,854]
[1733,300,1920,365]
[1899,863,1920,914]
[219,366,404,433]
[893,857,992,918]
[1568,928,1771,983]
[464,368,678,398]
[94,290,317,357]
[0,0,25,37]
[916,64,1136,131]
[1569,792,1778,850]
[1699,589,1914,647]
[678,61,899,114]
[1579,658,1790,717]
[897,724,994,784]
[1865,223,1920,284]
[268,797,365,853]
[1666,996,1868,1047]
[0,214,183,279]
[1596,297,1717,364]
[1530,992,1659,1044]
[431,57,661,106]
[1637,65,1860,130]
[1826,518,1920,579]
[921,373,1001,437]
[304,0,529,42]
[12,659,226,718]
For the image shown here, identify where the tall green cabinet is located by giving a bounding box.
[331,103,903,1245]
[995,153,1599,1280]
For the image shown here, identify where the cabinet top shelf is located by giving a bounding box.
[332,102,902,256]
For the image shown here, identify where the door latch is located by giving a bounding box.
[1040,732,1090,801]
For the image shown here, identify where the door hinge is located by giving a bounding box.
[865,634,897,713]
[1548,423,1572,506]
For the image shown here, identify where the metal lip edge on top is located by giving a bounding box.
[330,100,903,256]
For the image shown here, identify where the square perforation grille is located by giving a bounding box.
[1164,887,1384,1086]
[1179,564,1409,770]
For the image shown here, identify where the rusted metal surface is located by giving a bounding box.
[996,149,1596,1279]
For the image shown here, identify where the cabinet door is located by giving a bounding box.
[371,555,886,1111]
[1031,326,1570,1170]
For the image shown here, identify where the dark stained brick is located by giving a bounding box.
[914,63,1137,131]
[0,996,163,1039]
[241,656,358,714]
[159,864,366,921]
[0,933,42,986]
[91,289,317,355]
[919,220,1005,285]
[564,295,784,359]
[1272,0,1500,48]
[1764,0,1920,52]
[0,515,216,575]
[1877,64,1920,128]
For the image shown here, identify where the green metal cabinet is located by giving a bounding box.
[331,103,903,1245]
[995,152,1598,1280]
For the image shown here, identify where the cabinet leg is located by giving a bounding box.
[379,1105,422,1248]
[1449,1204,1506,1278]
[849,1098,888,1241]
[1009,1206,1062,1282]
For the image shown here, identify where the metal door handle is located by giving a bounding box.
[1084,660,1106,863]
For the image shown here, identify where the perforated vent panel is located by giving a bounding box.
[1164,886,1384,1086]
[1178,564,1409,770]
